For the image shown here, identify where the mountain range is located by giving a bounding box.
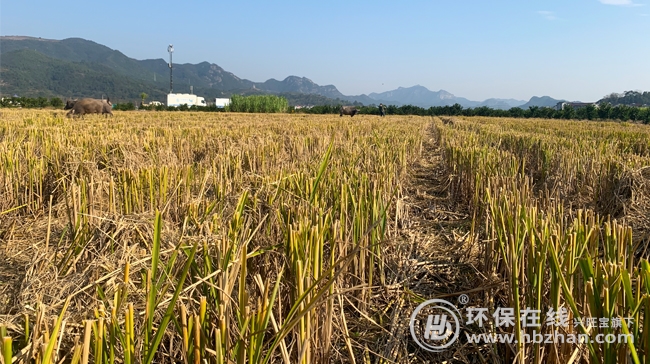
[0,36,572,108]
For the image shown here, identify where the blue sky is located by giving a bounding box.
[2,0,649,102]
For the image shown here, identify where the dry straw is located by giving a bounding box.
[2,109,649,363]
[0,110,425,363]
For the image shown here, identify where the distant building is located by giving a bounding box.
[215,98,231,108]
[554,102,597,111]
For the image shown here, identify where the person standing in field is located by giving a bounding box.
[379,103,386,117]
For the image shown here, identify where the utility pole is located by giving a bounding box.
[168,44,174,94]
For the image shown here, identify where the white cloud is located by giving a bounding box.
[537,11,558,20]
[599,0,644,6]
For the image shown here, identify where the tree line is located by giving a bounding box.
[598,90,650,106]
[296,103,650,124]
[2,96,649,124]
[0,96,64,108]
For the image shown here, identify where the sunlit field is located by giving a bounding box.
[1,110,649,363]
[0,110,428,364]
[438,116,650,363]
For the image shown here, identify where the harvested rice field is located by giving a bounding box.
[1,110,650,363]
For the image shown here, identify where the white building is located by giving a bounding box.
[215,98,231,108]
[167,93,206,107]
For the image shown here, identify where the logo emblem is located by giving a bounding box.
[410,299,461,352]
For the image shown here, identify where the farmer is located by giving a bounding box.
[379,103,386,117]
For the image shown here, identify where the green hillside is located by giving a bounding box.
[0,49,345,105]
[0,36,356,105]
[1,36,256,94]
[1,49,168,101]
[598,91,650,106]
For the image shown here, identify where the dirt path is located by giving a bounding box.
[377,120,498,363]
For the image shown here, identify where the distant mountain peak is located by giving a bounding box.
[519,96,566,109]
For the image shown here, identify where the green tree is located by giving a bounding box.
[611,105,625,120]
[527,106,540,118]
[50,97,64,108]
[114,102,136,111]
[561,106,576,120]
[638,108,650,124]
[508,107,524,118]
[585,104,598,120]
[597,102,612,120]
[450,103,463,116]
[35,97,49,108]
[140,92,148,106]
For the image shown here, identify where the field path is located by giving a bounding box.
[379,120,499,362]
